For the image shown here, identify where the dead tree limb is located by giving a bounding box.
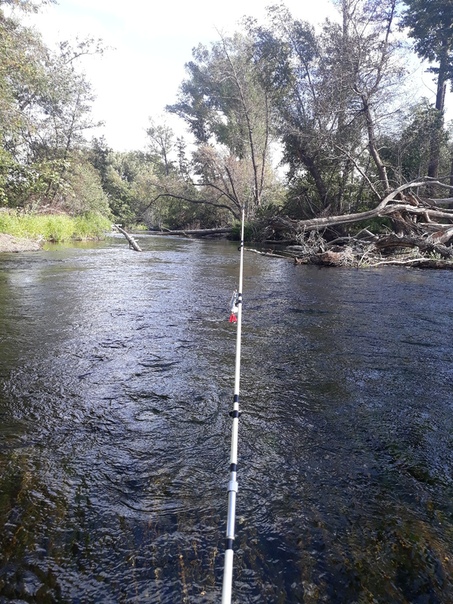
[271,178,453,234]
[370,258,453,269]
[154,227,233,238]
[374,235,453,259]
[113,224,142,252]
[269,179,453,268]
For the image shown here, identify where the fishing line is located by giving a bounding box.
[222,207,245,604]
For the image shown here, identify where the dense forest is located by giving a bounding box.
[1,0,453,257]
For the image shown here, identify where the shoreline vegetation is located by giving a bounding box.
[2,206,453,271]
[0,211,111,253]
[2,2,453,272]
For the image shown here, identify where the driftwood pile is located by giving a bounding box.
[268,178,453,269]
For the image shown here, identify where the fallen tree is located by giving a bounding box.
[112,224,142,252]
[153,227,233,238]
[268,178,453,268]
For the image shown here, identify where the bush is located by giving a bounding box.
[73,212,111,239]
[0,210,110,241]
[0,210,22,235]
[230,220,255,241]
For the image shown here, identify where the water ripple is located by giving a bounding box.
[1,243,453,601]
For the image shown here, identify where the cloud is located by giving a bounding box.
[25,0,334,150]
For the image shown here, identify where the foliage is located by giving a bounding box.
[145,118,175,176]
[400,0,453,77]
[0,211,74,240]
[73,212,111,239]
[98,150,157,226]
[379,99,451,184]
[0,209,110,241]
[0,0,55,11]
[2,0,453,235]
[244,1,406,219]
[0,4,105,212]
[167,33,279,219]
[61,152,111,216]
[230,220,255,242]
[401,0,453,178]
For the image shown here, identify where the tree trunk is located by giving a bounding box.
[450,151,453,188]
[154,227,233,238]
[361,95,390,193]
[270,178,453,234]
[428,47,448,181]
[113,225,142,251]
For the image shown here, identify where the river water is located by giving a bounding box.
[1,234,453,603]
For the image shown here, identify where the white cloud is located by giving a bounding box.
[24,0,335,150]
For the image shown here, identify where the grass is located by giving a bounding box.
[0,210,111,242]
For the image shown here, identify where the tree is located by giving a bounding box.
[175,137,190,178]
[26,39,104,177]
[379,99,450,183]
[56,150,111,216]
[22,39,104,208]
[145,117,175,176]
[246,1,405,219]
[0,0,105,210]
[0,0,55,11]
[168,32,278,219]
[88,137,111,187]
[0,6,47,144]
[400,0,453,179]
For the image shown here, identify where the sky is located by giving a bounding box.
[19,0,335,150]
[23,0,441,152]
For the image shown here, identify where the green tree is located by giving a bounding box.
[24,38,104,201]
[145,117,175,176]
[88,136,111,188]
[0,2,105,210]
[400,0,453,179]
[246,2,404,219]
[58,150,110,216]
[175,137,190,179]
[99,151,161,226]
[168,32,278,218]
[0,0,55,11]
[379,99,450,183]
[0,3,49,205]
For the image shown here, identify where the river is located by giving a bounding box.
[1,234,453,603]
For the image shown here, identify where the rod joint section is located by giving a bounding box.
[227,480,238,493]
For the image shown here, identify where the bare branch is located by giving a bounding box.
[140,193,240,221]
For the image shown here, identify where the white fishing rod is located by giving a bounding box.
[222,207,245,604]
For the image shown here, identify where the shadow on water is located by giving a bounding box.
[1,236,453,602]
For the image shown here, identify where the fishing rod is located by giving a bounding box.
[222,207,245,604]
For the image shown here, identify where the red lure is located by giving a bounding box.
[229,290,239,323]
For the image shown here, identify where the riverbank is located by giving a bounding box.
[0,210,111,248]
[0,233,41,252]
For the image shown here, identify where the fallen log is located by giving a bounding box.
[247,248,288,258]
[370,258,453,269]
[112,224,142,252]
[426,226,453,244]
[154,227,233,238]
[270,178,453,235]
[374,235,453,259]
